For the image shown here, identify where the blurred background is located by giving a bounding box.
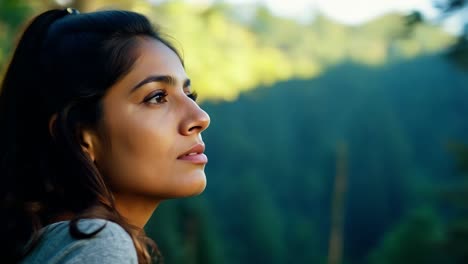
[2,0,468,263]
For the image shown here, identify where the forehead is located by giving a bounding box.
[105,38,187,97]
[123,38,186,85]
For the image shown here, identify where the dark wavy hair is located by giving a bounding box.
[0,8,182,263]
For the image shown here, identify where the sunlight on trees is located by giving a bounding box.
[0,0,456,101]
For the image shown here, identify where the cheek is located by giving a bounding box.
[97,107,177,194]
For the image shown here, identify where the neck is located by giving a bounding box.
[113,194,160,228]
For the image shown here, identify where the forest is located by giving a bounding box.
[1,0,468,263]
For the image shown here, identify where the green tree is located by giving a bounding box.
[368,208,447,264]
[145,198,225,264]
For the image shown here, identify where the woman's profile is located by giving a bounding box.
[0,7,210,264]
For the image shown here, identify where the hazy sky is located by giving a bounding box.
[181,0,439,23]
[151,0,467,33]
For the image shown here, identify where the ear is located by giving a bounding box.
[79,126,100,162]
[48,113,58,138]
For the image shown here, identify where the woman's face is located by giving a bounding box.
[89,38,210,201]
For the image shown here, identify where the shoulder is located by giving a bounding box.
[22,219,138,264]
[76,218,131,241]
[65,219,138,263]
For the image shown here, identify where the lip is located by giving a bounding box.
[177,143,208,164]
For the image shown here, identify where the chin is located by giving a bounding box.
[192,180,207,196]
[186,174,207,197]
[171,171,207,198]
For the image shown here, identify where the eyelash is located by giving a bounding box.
[144,90,168,104]
[187,90,198,102]
[143,90,198,104]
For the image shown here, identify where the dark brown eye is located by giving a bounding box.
[144,90,168,104]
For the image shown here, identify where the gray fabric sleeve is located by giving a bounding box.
[58,220,138,264]
[21,219,139,264]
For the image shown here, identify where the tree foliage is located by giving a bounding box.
[0,0,456,100]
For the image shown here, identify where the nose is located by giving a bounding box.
[180,100,210,136]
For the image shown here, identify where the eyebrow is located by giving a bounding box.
[130,75,191,93]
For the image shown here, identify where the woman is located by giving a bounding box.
[0,7,210,264]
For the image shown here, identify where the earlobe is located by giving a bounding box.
[80,128,98,162]
[48,113,58,138]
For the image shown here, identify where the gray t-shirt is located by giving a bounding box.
[21,219,138,264]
